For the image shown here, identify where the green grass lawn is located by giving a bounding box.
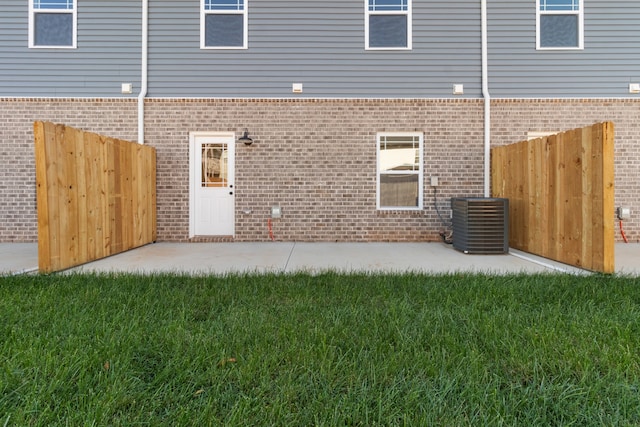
[1,272,639,426]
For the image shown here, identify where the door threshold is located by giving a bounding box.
[189,236,234,243]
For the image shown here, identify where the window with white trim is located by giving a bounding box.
[201,0,247,49]
[29,0,77,48]
[537,0,583,50]
[377,133,423,210]
[366,0,412,50]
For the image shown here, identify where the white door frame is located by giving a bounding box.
[189,131,236,238]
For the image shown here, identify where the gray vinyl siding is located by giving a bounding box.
[148,0,482,98]
[0,1,141,97]
[138,0,481,98]
[3,1,639,99]
[487,0,640,98]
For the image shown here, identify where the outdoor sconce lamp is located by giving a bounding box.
[238,128,253,146]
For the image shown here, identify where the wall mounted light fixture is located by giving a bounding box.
[238,128,253,145]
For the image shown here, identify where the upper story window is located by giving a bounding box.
[201,0,248,49]
[537,0,583,50]
[366,0,412,50]
[377,133,423,210]
[29,0,77,48]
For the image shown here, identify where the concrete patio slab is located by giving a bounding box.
[0,243,38,275]
[1,242,637,276]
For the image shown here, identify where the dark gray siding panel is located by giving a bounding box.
[148,0,482,98]
[0,1,141,97]
[488,0,640,98]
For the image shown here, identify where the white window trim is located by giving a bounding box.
[536,0,584,50]
[29,0,77,49]
[376,132,424,211]
[200,0,248,50]
[365,0,412,51]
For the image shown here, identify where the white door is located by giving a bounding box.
[190,133,235,236]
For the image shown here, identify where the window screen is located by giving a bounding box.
[31,0,75,48]
[366,0,411,49]
[537,0,582,49]
[202,0,247,48]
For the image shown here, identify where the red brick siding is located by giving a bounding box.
[0,98,137,242]
[1,98,637,243]
[491,99,640,243]
[145,99,484,242]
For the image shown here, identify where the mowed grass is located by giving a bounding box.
[1,272,640,426]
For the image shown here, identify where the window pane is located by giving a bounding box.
[34,13,73,46]
[202,143,228,187]
[34,0,73,10]
[380,174,419,207]
[369,0,408,12]
[369,15,407,48]
[205,14,244,47]
[540,14,578,47]
[205,0,244,11]
[379,146,418,172]
[539,0,579,11]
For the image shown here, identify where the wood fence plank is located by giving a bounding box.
[62,125,80,268]
[490,122,615,273]
[84,131,98,261]
[564,129,583,268]
[35,122,157,272]
[34,122,52,272]
[74,127,89,265]
[121,140,133,251]
[592,124,605,271]
[545,135,559,261]
[149,146,157,242]
[132,144,141,246]
[106,137,119,255]
[52,124,71,271]
[601,122,616,273]
[100,134,111,257]
[533,137,547,256]
[581,126,593,270]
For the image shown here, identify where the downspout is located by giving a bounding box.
[481,0,490,197]
[137,0,149,144]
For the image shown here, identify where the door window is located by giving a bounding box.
[202,143,229,187]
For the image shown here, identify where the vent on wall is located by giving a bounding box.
[451,198,509,254]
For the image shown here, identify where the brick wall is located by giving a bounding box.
[145,99,485,242]
[0,98,137,242]
[491,99,640,243]
[2,97,637,243]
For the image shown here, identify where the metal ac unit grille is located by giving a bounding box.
[451,198,509,254]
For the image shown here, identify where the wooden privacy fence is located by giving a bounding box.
[491,122,615,273]
[34,121,156,273]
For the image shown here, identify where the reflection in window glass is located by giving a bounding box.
[539,0,579,11]
[34,13,73,46]
[540,15,578,47]
[202,143,228,187]
[377,133,423,209]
